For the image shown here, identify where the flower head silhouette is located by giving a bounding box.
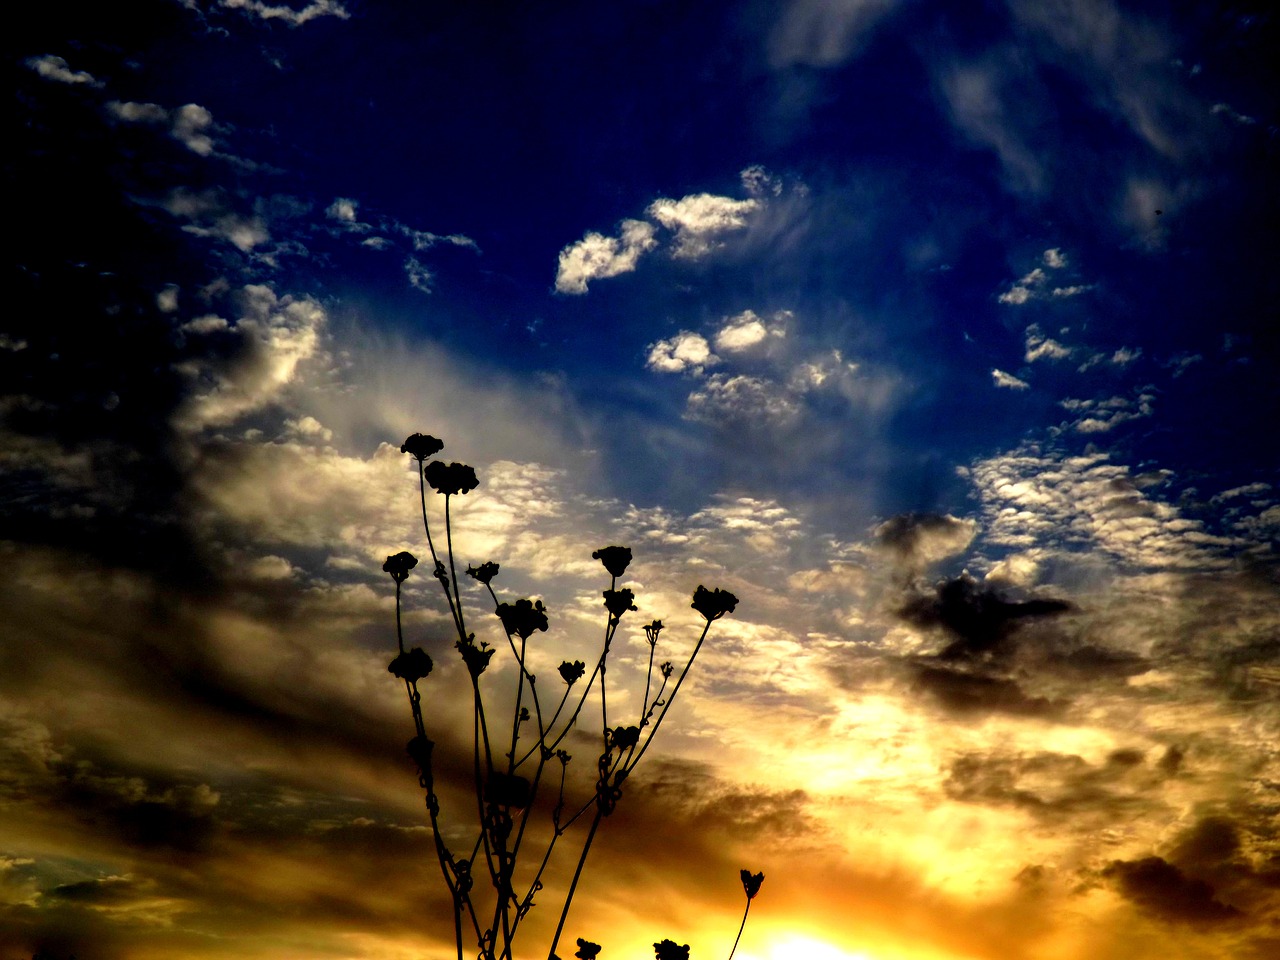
[644,620,663,646]
[654,940,690,960]
[591,545,632,578]
[424,460,479,496]
[466,561,500,584]
[383,551,418,583]
[602,588,637,619]
[401,433,444,461]
[456,636,495,678]
[574,938,602,960]
[496,598,550,640]
[388,647,433,682]
[740,870,764,899]
[691,585,738,621]
[558,660,586,684]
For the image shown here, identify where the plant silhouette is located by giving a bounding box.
[384,434,762,959]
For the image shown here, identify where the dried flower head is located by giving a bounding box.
[740,869,765,900]
[456,636,495,678]
[424,460,479,496]
[691,585,738,621]
[653,940,690,960]
[611,725,641,750]
[591,545,632,578]
[644,620,663,646]
[382,551,418,583]
[496,598,550,640]
[558,660,586,684]
[400,433,444,461]
[660,661,674,678]
[466,561,500,584]
[602,588,637,619]
[388,647,433,682]
[575,939,602,960]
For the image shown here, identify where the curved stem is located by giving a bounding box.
[727,899,752,960]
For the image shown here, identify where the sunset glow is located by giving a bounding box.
[6,2,1278,959]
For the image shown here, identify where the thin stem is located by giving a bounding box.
[546,808,604,960]
[626,619,712,774]
[445,494,467,640]
[727,899,752,960]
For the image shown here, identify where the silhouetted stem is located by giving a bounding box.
[727,898,752,960]
[546,807,603,960]
[626,619,712,774]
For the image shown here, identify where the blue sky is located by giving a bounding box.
[4,2,1279,959]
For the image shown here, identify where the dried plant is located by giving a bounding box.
[383,434,761,959]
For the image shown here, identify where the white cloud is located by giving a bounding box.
[1024,324,1072,362]
[970,443,1240,570]
[165,189,270,252]
[405,256,433,293]
[326,197,360,223]
[1058,392,1153,434]
[646,332,718,374]
[25,55,101,86]
[1043,248,1067,268]
[684,373,801,425]
[740,165,782,198]
[1050,285,1090,298]
[172,103,215,155]
[939,63,1045,195]
[992,369,1029,390]
[1110,347,1141,366]
[646,193,759,260]
[109,101,219,156]
[217,0,350,26]
[554,219,658,294]
[713,310,785,354]
[108,101,169,123]
[173,285,326,432]
[767,0,900,68]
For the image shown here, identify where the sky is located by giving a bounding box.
[4,1,1279,958]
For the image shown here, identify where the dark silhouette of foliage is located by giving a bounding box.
[383,433,763,960]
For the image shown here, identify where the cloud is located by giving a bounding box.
[1103,857,1241,923]
[25,55,101,87]
[164,189,270,252]
[404,256,433,293]
[968,444,1252,569]
[767,0,900,68]
[684,373,802,426]
[874,513,978,572]
[173,284,327,432]
[1058,392,1154,434]
[898,574,1071,661]
[712,309,787,354]
[992,369,1029,390]
[939,61,1046,195]
[645,332,718,374]
[216,0,350,27]
[326,197,362,223]
[1024,324,1072,362]
[646,193,760,260]
[1043,248,1067,268]
[108,101,219,156]
[554,219,658,294]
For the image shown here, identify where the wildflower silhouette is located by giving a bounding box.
[384,433,760,960]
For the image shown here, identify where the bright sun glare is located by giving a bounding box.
[755,935,876,960]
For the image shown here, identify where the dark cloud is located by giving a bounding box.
[913,664,1061,717]
[1103,856,1241,923]
[874,512,976,571]
[899,575,1071,660]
